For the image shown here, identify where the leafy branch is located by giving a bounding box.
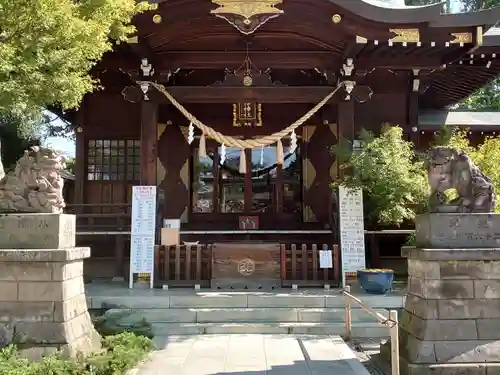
[331,125,428,227]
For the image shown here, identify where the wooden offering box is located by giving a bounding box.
[211,243,281,289]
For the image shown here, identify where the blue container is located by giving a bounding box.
[357,269,394,295]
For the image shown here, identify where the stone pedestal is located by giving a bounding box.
[382,213,500,375]
[0,214,101,359]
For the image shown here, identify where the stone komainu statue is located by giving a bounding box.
[426,147,496,213]
[0,146,66,213]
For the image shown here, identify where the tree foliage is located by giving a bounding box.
[0,0,149,113]
[332,125,428,227]
[0,109,42,170]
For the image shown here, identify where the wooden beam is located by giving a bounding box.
[97,51,446,72]
[142,85,339,104]
[159,50,340,69]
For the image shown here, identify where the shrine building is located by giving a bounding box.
[69,0,500,286]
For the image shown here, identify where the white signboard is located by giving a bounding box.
[319,250,333,269]
[339,186,366,286]
[163,219,181,229]
[129,185,157,289]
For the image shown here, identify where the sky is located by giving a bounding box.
[44,0,464,158]
[44,135,75,157]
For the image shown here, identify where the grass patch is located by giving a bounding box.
[0,332,153,375]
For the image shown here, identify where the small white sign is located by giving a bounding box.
[163,219,181,229]
[319,250,333,269]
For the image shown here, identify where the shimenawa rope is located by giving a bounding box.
[151,81,344,149]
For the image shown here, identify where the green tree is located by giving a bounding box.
[460,0,500,11]
[332,125,428,227]
[0,0,149,113]
[0,109,43,171]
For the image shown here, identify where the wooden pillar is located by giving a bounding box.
[140,100,158,186]
[74,99,86,213]
[408,76,420,147]
[244,148,252,213]
[338,99,355,180]
[338,100,354,143]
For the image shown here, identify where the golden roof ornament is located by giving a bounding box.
[210,0,284,35]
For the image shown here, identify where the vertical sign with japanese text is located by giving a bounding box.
[338,186,366,286]
[129,185,157,289]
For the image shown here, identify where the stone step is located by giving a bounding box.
[151,322,389,337]
[130,307,390,323]
[88,291,405,310]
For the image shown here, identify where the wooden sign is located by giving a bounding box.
[239,215,259,230]
[211,243,281,289]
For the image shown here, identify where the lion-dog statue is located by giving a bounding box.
[426,147,495,213]
[0,146,66,213]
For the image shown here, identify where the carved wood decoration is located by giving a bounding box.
[210,0,284,35]
[302,123,339,224]
[157,124,167,185]
[302,126,317,223]
[388,29,420,43]
[157,123,191,222]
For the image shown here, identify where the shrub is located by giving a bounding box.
[0,332,153,375]
[332,125,428,227]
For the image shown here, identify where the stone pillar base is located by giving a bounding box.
[381,245,500,375]
[0,214,101,360]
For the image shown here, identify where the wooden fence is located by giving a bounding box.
[155,244,213,287]
[154,243,340,288]
[280,244,341,287]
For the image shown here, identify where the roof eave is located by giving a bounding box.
[328,0,443,23]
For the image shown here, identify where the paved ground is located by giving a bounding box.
[134,334,370,375]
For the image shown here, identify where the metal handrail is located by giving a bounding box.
[343,285,400,375]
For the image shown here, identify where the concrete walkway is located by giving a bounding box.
[135,334,370,375]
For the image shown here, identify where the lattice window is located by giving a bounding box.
[87,139,140,181]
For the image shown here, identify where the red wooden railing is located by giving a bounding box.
[280,244,341,287]
[154,244,212,287]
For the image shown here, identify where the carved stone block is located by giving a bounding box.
[0,213,75,249]
[416,213,500,249]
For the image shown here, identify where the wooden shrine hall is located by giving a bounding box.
[68,0,500,287]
